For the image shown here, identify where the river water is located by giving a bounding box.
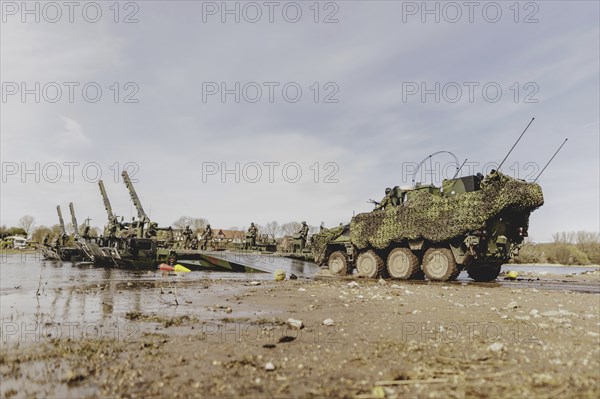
[0,253,598,344]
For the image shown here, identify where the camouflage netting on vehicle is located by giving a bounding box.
[350,173,544,250]
[311,225,345,264]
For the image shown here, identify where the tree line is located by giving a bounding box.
[514,231,600,265]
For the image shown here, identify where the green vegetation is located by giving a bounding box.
[515,231,600,265]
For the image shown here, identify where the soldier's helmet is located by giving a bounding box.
[207,224,211,228]
[251,222,255,226]
[302,221,307,224]
[385,187,392,194]
[186,225,190,229]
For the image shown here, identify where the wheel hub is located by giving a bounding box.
[329,258,344,274]
[388,252,409,277]
[428,252,449,278]
[357,254,376,276]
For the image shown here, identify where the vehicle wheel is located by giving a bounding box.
[328,251,348,276]
[387,247,420,280]
[467,265,502,282]
[356,250,385,278]
[422,247,458,281]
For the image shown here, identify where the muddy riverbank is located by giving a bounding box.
[1,271,599,398]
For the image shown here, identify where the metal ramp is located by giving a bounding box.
[177,250,320,278]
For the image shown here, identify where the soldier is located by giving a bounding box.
[42,234,50,248]
[182,225,193,249]
[480,170,501,189]
[81,224,91,239]
[60,233,68,246]
[246,222,258,249]
[297,221,309,250]
[107,215,119,238]
[145,222,158,239]
[201,224,213,250]
[390,186,403,206]
[374,188,392,210]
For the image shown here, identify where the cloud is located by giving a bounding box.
[56,116,91,149]
[0,1,598,241]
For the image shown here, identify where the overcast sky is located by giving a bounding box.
[1,0,598,241]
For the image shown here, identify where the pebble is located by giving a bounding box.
[287,318,304,329]
[265,362,276,371]
[488,342,504,352]
[347,282,359,288]
[249,281,261,286]
[323,319,335,326]
[505,301,518,309]
[298,288,306,292]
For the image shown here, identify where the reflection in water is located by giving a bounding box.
[3,254,595,328]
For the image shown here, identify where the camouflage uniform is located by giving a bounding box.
[201,225,213,250]
[107,216,119,238]
[298,221,309,250]
[390,186,403,206]
[374,188,392,210]
[182,225,193,249]
[247,223,258,248]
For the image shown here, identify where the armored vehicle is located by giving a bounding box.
[312,171,544,282]
[40,205,87,262]
[76,172,173,268]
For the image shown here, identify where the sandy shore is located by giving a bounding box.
[1,275,599,398]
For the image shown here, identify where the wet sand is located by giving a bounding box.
[1,271,599,398]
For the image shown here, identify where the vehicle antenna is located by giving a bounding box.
[498,117,535,171]
[452,158,468,179]
[533,138,568,183]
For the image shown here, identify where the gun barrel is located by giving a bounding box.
[69,202,79,235]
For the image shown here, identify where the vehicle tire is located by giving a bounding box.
[422,247,458,281]
[467,265,502,282]
[328,250,348,276]
[356,250,385,278]
[387,247,420,280]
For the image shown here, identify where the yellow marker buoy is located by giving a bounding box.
[506,271,518,280]
[274,269,286,281]
[174,264,191,272]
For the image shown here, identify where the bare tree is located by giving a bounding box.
[281,221,302,236]
[173,216,209,233]
[19,215,35,236]
[263,221,281,237]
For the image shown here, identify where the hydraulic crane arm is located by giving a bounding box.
[121,171,149,223]
[56,205,66,235]
[69,202,79,236]
[98,180,114,220]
